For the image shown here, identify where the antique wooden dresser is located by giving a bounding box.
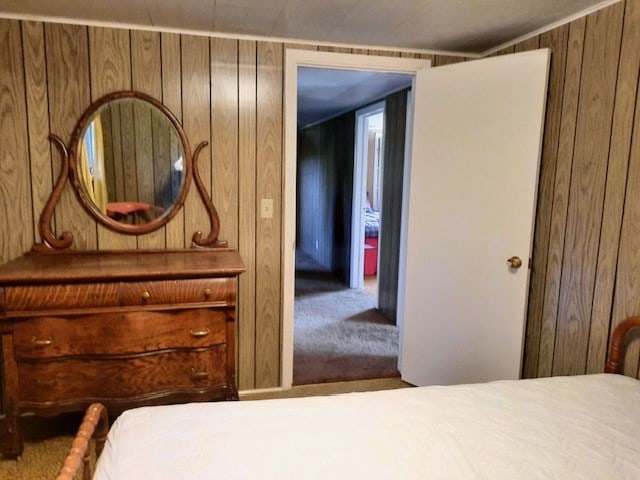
[0,250,243,457]
[0,90,245,458]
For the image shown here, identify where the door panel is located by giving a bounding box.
[400,50,550,386]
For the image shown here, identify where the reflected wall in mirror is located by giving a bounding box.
[78,98,185,225]
[57,90,196,238]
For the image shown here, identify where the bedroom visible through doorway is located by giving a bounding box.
[353,102,385,298]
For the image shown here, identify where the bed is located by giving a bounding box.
[364,208,380,239]
[57,316,640,480]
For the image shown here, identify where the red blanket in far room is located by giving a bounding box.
[364,237,378,276]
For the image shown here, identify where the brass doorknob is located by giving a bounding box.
[507,256,523,269]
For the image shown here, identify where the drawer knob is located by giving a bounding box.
[190,328,210,338]
[204,288,212,298]
[190,368,209,379]
[31,336,53,347]
[141,291,151,301]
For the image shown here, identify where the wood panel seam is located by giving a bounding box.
[526,29,568,378]
[18,21,38,246]
[588,2,634,372]
[585,11,626,372]
[549,18,588,375]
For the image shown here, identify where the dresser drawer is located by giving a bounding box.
[18,347,227,404]
[3,283,121,313]
[120,278,236,306]
[13,309,229,360]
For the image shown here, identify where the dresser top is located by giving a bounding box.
[0,249,245,285]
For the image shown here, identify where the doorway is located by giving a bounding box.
[351,101,385,299]
[283,51,429,389]
[284,49,549,390]
[283,57,422,385]
[294,96,393,386]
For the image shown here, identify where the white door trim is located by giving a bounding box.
[396,88,415,372]
[282,49,430,389]
[350,101,385,289]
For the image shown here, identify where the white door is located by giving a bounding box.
[400,50,550,386]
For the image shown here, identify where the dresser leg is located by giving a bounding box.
[226,385,239,401]
[1,414,23,459]
[1,334,23,458]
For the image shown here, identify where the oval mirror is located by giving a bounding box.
[69,91,192,235]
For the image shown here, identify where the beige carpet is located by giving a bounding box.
[0,378,410,479]
[0,412,92,480]
[294,271,399,385]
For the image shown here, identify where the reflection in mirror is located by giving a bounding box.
[78,99,184,225]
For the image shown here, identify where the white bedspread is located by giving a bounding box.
[93,374,640,479]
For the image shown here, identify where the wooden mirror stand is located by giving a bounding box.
[34,90,226,251]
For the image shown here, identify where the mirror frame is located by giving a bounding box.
[68,90,192,235]
[33,90,227,252]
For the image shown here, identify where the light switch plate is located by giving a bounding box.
[261,198,274,218]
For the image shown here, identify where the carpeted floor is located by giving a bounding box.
[0,378,410,479]
[294,267,399,385]
[0,412,92,480]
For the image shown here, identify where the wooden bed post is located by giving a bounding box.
[605,316,640,374]
[55,403,109,480]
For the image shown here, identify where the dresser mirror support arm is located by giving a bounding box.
[191,141,227,249]
[31,134,75,252]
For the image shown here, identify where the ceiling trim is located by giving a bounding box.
[480,0,623,57]
[0,12,475,58]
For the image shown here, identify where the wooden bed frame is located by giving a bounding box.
[55,403,109,480]
[55,315,640,480]
[604,316,640,374]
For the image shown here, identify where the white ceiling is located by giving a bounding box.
[2,0,617,129]
[1,0,616,54]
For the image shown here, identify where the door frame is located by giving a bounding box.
[350,101,385,289]
[282,49,430,388]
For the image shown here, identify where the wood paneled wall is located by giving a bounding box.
[494,0,640,379]
[0,20,283,389]
[0,18,438,390]
[2,0,637,391]
[378,89,408,323]
[296,111,355,279]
